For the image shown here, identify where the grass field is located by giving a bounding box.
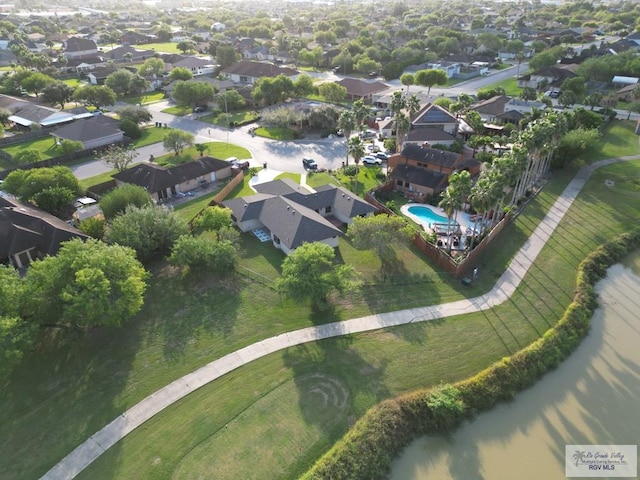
[255,126,298,140]
[133,42,184,54]
[122,91,166,105]
[154,142,251,166]
[482,77,521,96]
[0,136,65,160]
[0,122,638,480]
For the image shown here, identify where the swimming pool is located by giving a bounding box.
[405,204,452,227]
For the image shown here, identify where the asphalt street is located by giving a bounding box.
[72,60,638,181]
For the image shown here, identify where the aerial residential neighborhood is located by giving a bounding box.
[0,0,639,479]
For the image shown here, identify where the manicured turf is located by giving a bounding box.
[132,42,185,54]
[255,126,298,140]
[161,106,191,116]
[0,136,66,160]
[78,168,118,190]
[153,142,251,166]
[482,76,521,96]
[1,121,638,480]
[122,92,166,105]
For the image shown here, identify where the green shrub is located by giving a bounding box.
[120,118,141,139]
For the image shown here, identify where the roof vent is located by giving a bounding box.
[292,210,295,214]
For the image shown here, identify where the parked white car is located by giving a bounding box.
[362,155,382,165]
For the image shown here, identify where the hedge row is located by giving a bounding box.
[301,229,640,480]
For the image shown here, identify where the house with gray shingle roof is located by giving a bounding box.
[51,115,124,150]
[222,179,376,255]
[335,78,389,103]
[221,61,299,85]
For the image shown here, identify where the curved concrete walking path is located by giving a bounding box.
[42,155,639,480]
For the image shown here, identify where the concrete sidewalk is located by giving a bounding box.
[41,155,639,480]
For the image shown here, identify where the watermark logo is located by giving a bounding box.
[566,445,637,477]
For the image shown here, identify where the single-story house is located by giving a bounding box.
[113,156,233,202]
[221,61,299,85]
[517,63,579,90]
[87,66,119,85]
[50,115,124,150]
[611,76,639,87]
[617,83,640,102]
[222,179,376,255]
[171,56,216,76]
[335,78,389,103]
[104,46,150,63]
[63,37,98,59]
[8,104,76,128]
[0,197,89,268]
[469,95,512,122]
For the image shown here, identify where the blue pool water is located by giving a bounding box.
[406,205,451,226]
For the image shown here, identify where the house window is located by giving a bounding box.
[326,205,332,213]
[396,180,403,186]
[240,76,248,83]
[404,182,409,188]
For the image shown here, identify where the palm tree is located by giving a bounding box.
[390,91,407,151]
[337,110,356,166]
[352,99,371,134]
[393,112,410,153]
[438,189,456,252]
[348,135,365,192]
[406,94,421,121]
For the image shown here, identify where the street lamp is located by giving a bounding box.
[223,95,230,148]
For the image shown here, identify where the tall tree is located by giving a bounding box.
[138,57,165,77]
[101,144,139,172]
[106,205,189,261]
[72,85,117,109]
[415,68,448,95]
[400,73,414,95]
[348,135,365,190]
[99,184,151,219]
[23,239,147,328]
[163,130,195,156]
[276,242,356,310]
[346,214,414,268]
[41,81,74,109]
[337,110,356,165]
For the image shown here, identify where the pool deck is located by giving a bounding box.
[401,203,477,234]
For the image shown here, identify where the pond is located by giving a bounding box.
[390,253,640,480]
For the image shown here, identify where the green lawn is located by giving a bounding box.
[122,91,166,105]
[131,126,176,148]
[63,78,87,89]
[582,119,640,162]
[133,42,184,54]
[305,171,342,188]
[1,124,639,479]
[78,168,119,190]
[161,105,191,116]
[482,77,521,96]
[255,126,298,140]
[154,142,251,166]
[0,136,65,160]
[274,172,301,183]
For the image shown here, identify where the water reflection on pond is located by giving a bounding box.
[390,254,640,480]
